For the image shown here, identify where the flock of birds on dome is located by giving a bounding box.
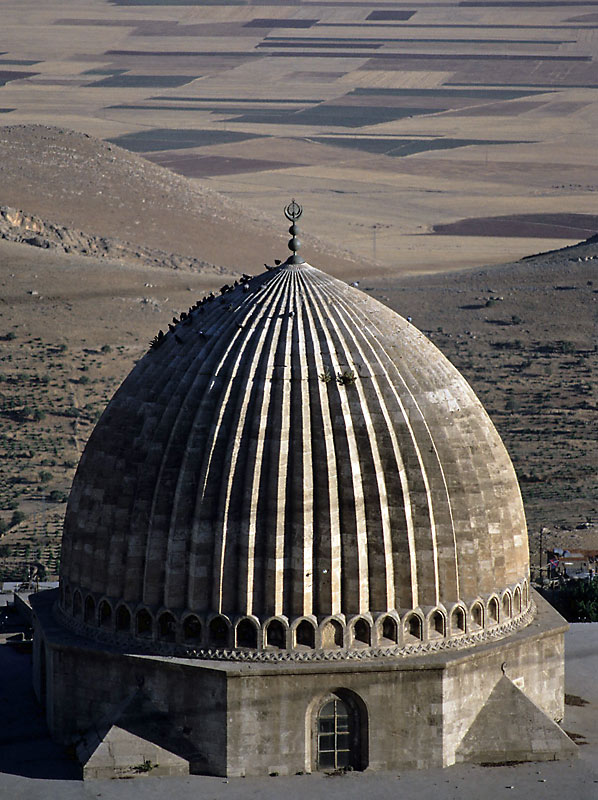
[148,272,257,351]
[147,257,364,355]
[147,257,289,352]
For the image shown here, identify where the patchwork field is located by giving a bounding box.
[2,0,598,272]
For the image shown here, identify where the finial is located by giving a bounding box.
[284,199,304,264]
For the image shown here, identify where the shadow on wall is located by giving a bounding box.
[0,643,80,780]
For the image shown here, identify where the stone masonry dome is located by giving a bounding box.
[58,252,531,660]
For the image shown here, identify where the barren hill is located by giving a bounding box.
[0,125,366,277]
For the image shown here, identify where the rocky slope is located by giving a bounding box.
[0,205,229,275]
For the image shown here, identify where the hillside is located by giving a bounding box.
[0,125,367,278]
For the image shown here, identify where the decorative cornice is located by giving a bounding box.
[53,600,535,663]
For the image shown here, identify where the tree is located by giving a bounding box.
[10,510,25,527]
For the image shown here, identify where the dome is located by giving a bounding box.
[58,259,531,658]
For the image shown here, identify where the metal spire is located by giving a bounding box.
[284,199,304,264]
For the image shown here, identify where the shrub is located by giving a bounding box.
[547,578,598,622]
[47,490,68,503]
[39,471,52,484]
[10,510,26,527]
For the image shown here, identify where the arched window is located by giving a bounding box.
[295,620,315,649]
[136,608,153,638]
[99,600,112,628]
[471,603,483,628]
[183,615,202,643]
[514,587,522,613]
[315,692,367,772]
[430,611,445,638]
[451,607,465,633]
[158,612,176,642]
[116,605,131,633]
[209,615,229,647]
[502,594,512,619]
[381,616,398,644]
[405,614,422,641]
[488,597,499,624]
[84,595,96,625]
[321,619,343,649]
[236,618,258,649]
[73,590,82,618]
[266,619,286,649]
[353,619,371,646]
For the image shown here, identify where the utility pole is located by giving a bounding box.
[372,224,378,263]
[539,527,544,584]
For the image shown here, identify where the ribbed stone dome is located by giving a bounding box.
[59,261,531,657]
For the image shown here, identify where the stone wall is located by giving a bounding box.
[31,588,573,779]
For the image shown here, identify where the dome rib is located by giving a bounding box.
[315,279,421,609]
[315,272,438,607]
[183,269,292,614]
[303,272,395,614]
[324,276,462,607]
[287,273,314,617]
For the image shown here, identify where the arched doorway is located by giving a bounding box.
[316,694,364,770]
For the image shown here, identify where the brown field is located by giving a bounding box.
[2,0,598,272]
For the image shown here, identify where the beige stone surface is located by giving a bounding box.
[59,262,529,644]
[31,588,571,778]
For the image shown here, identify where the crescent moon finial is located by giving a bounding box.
[283,200,305,265]
[284,199,303,223]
